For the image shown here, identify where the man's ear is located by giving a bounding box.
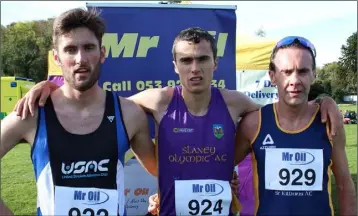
[173,60,179,75]
[214,57,218,71]
[100,46,106,64]
[53,49,62,66]
[311,69,316,84]
[269,70,276,86]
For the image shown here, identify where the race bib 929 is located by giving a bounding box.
[265,148,323,191]
[175,179,232,215]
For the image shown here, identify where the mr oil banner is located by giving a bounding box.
[86,3,237,97]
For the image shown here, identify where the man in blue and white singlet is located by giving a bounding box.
[234,36,357,215]
[0,8,157,215]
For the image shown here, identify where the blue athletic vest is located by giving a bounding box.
[251,103,334,216]
[31,91,129,216]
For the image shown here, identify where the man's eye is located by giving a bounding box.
[181,58,192,63]
[66,47,77,53]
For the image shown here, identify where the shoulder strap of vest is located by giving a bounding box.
[112,92,130,162]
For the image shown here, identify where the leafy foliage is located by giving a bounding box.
[1,19,53,82]
[312,32,357,101]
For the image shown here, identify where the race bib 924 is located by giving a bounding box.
[265,148,323,191]
[175,179,232,215]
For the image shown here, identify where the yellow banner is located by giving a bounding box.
[48,51,62,76]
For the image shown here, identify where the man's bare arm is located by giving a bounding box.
[0,199,13,216]
[330,124,357,215]
[1,111,37,158]
[0,111,37,214]
[128,87,172,117]
[234,110,260,165]
[221,89,261,120]
[314,97,343,140]
[14,80,58,119]
[121,99,157,176]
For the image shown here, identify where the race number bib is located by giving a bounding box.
[175,179,232,215]
[265,148,323,191]
[54,186,118,216]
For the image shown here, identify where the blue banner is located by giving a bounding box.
[87,3,237,98]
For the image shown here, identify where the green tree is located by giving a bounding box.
[309,80,326,101]
[1,25,6,76]
[31,19,54,81]
[316,62,339,82]
[1,19,53,82]
[332,88,345,103]
[337,32,357,93]
[315,62,342,96]
[2,22,39,78]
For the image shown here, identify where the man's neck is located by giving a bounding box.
[58,82,104,109]
[275,100,316,130]
[181,86,211,116]
[276,102,309,121]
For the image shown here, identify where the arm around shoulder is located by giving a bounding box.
[221,89,260,118]
[1,110,38,159]
[234,109,260,165]
[330,125,357,215]
[128,87,172,115]
[120,98,157,176]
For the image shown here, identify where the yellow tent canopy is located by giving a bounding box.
[236,36,278,70]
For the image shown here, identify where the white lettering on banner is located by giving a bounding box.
[236,70,278,106]
[175,179,232,215]
[265,148,323,192]
[54,186,118,216]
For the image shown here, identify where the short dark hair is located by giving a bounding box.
[269,40,316,72]
[172,27,217,61]
[52,7,106,49]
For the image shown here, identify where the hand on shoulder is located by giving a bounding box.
[220,89,260,119]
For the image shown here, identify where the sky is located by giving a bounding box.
[1,1,357,67]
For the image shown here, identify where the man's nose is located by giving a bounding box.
[75,49,89,64]
[289,71,301,86]
[190,59,200,73]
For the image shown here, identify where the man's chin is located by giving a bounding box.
[188,84,212,94]
[286,98,306,107]
[73,81,97,92]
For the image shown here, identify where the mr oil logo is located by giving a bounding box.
[192,182,224,196]
[74,190,110,205]
[282,151,315,165]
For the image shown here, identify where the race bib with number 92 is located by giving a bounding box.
[265,148,323,191]
[54,186,118,216]
[175,179,232,215]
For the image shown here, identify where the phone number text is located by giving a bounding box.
[103,79,226,92]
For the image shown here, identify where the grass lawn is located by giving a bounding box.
[1,105,357,215]
[338,103,357,112]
